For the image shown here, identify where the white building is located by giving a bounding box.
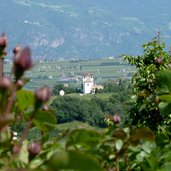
[59,90,65,96]
[82,73,95,94]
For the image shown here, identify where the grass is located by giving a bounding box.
[51,121,103,147]
[28,121,99,141]
[67,93,114,100]
[56,121,98,131]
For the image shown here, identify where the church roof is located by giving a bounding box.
[84,78,93,83]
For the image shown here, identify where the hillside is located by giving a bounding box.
[1,0,171,59]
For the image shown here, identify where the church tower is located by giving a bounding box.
[82,73,94,94]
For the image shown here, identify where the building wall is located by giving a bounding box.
[82,74,94,94]
[83,82,94,94]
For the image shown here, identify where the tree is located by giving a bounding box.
[50,96,106,127]
[52,83,76,95]
[123,35,171,131]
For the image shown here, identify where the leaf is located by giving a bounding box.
[66,129,102,149]
[159,95,171,102]
[112,129,127,140]
[147,157,159,169]
[159,102,171,115]
[19,140,29,164]
[136,151,147,162]
[161,163,171,171]
[0,127,11,144]
[162,152,171,162]
[141,142,155,154]
[33,111,56,132]
[115,140,123,152]
[139,103,146,112]
[157,70,171,94]
[156,133,169,146]
[130,128,155,143]
[16,89,34,111]
[48,150,103,171]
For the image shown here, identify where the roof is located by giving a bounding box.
[84,78,93,83]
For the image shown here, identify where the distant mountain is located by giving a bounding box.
[1,0,171,59]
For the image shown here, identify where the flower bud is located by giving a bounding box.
[0,77,10,90]
[155,57,163,65]
[28,141,41,156]
[0,35,7,49]
[113,114,121,124]
[35,86,51,103]
[14,47,32,71]
[13,45,22,55]
[12,143,21,155]
[16,79,24,88]
[42,105,48,111]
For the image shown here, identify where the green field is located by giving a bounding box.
[28,121,101,141]
[56,121,99,131]
[67,93,114,100]
[4,57,135,90]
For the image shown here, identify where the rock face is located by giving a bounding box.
[0,0,171,59]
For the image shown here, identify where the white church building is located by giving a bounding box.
[82,73,95,94]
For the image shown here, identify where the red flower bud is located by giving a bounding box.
[17,79,24,88]
[12,144,21,155]
[0,77,10,90]
[113,114,121,124]
[13,45,22,55]
[42,105,49,111]
[0,35,7,49]
[14,47,32,71]
[155,57,163,65]
[28,141,41,156]
[35,86,51,103]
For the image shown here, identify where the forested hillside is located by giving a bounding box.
[1,0,171,59]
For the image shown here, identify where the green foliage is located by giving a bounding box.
[52,83,77,95]
[65,125,171,171]
[155,70,171,136]
[33,110,56,132]
[123,36,171,131]
[50,86,131,127]
[50,96,106,127]
[16,89,35,111]
[48,150,103,171]
[102,79,130,93]
[66,129,102,150]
